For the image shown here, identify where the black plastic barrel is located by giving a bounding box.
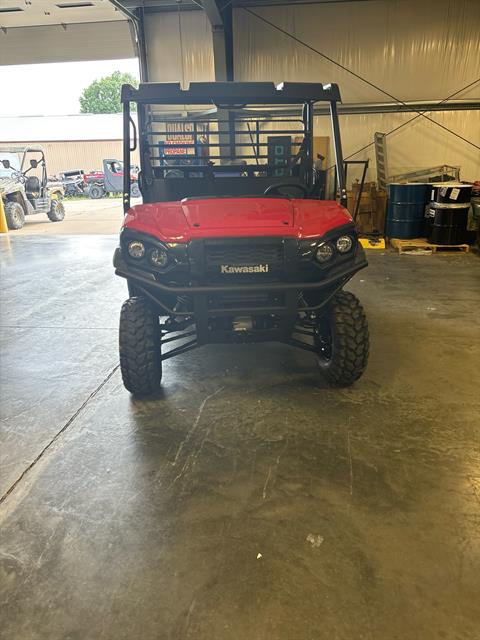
[429,183,472,205]
[425,182,473,245]
[425,204,469,244]
[386,183,429,239]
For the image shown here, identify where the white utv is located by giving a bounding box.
[0,146,65,230]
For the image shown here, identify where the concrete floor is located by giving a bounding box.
[1,235,479,640]
[11,197,140,236]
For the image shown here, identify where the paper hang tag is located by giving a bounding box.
[440,187,448,197]
[450,188,460,201]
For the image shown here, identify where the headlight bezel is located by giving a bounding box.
[127,240,146,259]
[335,235,354,254]
[315,242,335,263]
[300,227,357,269]
[150,246,169,268]
[121,230,188,274]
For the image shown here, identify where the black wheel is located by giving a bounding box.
[47,199,65,222]
[119,297,162,396]
[89,184,104,199]
[315,291,369,387]
[4,201,25,230]
[130,182,141,198]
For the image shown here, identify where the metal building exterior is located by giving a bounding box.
[0,114,139,176]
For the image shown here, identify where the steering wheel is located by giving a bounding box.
[11,170,26,184]
[264,182,309,198]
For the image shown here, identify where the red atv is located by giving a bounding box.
[114,82,369,396]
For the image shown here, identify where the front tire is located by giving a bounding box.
[130,182,140,198]
[315,291,369,387]
[89,184,104,199]
[119,297,162,396]
[47,199,65,222]
[4,201,26,230]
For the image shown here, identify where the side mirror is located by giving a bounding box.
[2,159,10,169]
[30,159,39,168]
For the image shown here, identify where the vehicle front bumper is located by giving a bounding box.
[114,244,367,344]
[114,245,366,296]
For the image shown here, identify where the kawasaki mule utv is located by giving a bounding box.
[114,82,369,395]
[0,146,65,230]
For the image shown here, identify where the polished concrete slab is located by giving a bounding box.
[1,235,480,640]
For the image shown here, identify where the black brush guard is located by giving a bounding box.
[113,244,367,360]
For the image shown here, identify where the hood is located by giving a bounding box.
[181,197,294,230]
[0,176,21,196]
[123,197,353,243]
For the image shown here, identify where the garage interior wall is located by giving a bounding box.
[5,141,139,178]
[311,110,480,184]
[144,11,214,83]
[234,0,480,183]
[142,0,479,183]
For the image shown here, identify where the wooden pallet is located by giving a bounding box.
[390,237,470,255]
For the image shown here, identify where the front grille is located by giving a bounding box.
[205,242,284,266]
[208,291,285,310]
[202,239,285,281]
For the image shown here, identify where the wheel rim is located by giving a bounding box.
[314,316,333,362]
[12,207,23,226]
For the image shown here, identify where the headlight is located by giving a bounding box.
[336,235,353,253]
[150,247,169,267]
[128,240,145,259]
[315,242,334,263]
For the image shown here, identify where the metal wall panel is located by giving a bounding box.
[5,140,139,179]
[233,1,480,183]
[144,11,214,83]
[233,0,480,102]
[314,109,480,186]
[0,115,137,143]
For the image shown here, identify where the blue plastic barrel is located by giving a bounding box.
[386,183,429,239]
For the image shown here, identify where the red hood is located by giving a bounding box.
[123,197,353,242]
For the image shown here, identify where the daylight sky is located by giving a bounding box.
[0,58,140,117]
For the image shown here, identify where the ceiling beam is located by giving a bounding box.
[200,0,226,81]
[200,0,223,26]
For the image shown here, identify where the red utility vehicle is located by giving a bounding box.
[114,82,369,395]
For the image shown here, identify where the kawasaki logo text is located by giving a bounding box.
[220,264,269,274]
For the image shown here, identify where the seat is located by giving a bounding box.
[25,176,41,197]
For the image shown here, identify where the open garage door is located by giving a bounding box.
[0,0,135,65]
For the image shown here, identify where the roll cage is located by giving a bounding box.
[0,146,49,194]
[121,82,347,213]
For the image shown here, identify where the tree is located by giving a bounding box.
[79,71,139,114]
